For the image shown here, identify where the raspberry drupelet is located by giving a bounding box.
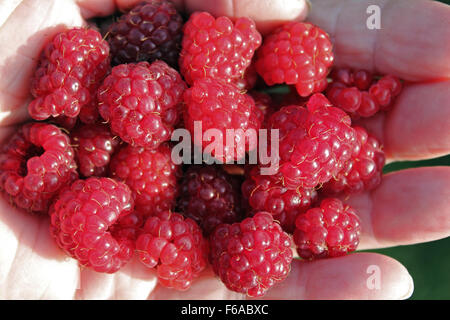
[179,11,262,85]
[178,165,243,235]
[29,28,110,122]
[322,126,385,195]
[107,0,184,67]
[242,166,317,233]
[293,198,361,260]
[71,123,120,178]
[0,123,77,213]
[183,78,262,163]
[268,93,357,189]
[98,60,186,149]
[209,212,293,297]
[49,177,135,273]
[136,210,208,290]
[326,68,402,118]
[255,22,334,97]
[109,143,181,217]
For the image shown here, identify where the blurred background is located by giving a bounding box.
[363,0,450,300]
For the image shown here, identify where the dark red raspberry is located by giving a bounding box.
[178,165,243,235]
[242,166,317,233]
[268,94,357,189]
[107,0,183,68]
[255,22,334,97]
[136,210,208,290]
[0,123,77,213]
[322,126,385,195]
[98,60,186,149]
[109,143,180,217]
[179,12,262,85]
[209,212,293,297]
[326,68,402,118]
[29,28,109,122]
[293,198,361,259]
[71,123,120,177]
[183,78,261,163]
[49,177,134,273]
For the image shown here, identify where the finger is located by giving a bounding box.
[0,0,84,126]
[76,0,310,35]
[76,258,158,299]
[307,0,450,81]
[0,201,79,299]
[354,81,450,162]
[185,0,309,35]
[76,0,184,19]
[346,167,450,250]
[262,253,413,300]
[148,268,243,299]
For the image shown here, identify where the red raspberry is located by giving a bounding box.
[293,198,361,259]
[136,210,208,290]
[107,0,183,68]
[209,212,293,297]
[242,166,317,233]
[326,68,402,118]
[49,177,134,273]
[29,28,109,122]
[179,12,262,85]
[268,94,357,189]
[255,22,334,97]
[98,61,186,149]
[178,165,243,235]
[183,78,261,163]
[322,126,385,195]
[0,123,77,213]
[109,143,180,217]
[71,123,120,177]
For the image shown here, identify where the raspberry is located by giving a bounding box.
[293,198,361,259]
[322,126,385,195]
[183,78,262,163]
[178,165,243,235]
[71,123,120,177]
[107,0,184,68]
[49,177,134,273]
[255,22,334,97]
[0,123,77,213]
[326,68,402,118]
[268,94,357,189]
[242,166,317,233]
[109,143,180,216]
[136,210,208,290]
[29,28,109,122]
[98,60,186,149]
[209,212,293,297]
[179,12,262,85]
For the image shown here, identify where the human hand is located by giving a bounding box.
[0,0,448,300]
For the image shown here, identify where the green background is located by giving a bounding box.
[366,0,450,300]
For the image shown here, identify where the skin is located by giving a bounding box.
[0,0,449,300]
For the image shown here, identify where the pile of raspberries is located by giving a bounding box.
[0,1,402,297]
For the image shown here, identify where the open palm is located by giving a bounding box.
[0,0,449,299]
